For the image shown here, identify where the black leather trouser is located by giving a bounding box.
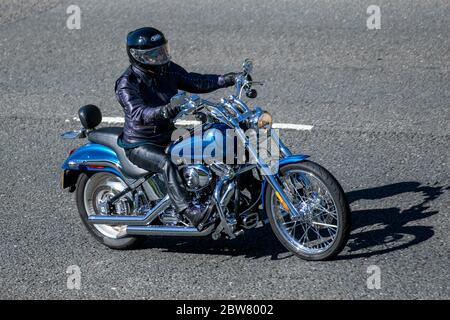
[125,144,189,213]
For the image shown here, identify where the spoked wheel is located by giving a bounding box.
[265,161,350,260]
[75,172,144,249]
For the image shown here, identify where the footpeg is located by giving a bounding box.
[240,211,259,229]
[233,229,244,238]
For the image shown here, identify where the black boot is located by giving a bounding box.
[183,203,208,228]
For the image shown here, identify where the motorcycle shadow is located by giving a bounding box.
[139,224,289,260]
[138,181,446,260]
[336,181,446,260]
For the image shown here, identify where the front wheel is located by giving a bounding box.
[265,161,351,260]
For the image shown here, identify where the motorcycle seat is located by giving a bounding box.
[87,127,150,179]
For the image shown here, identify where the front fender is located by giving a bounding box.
[261,154,310,210]
[275,154,310,167]
[61,143,123,180]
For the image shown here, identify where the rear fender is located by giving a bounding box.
[61,143,123,190]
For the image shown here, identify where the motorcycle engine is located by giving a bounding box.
[159,207,181,226]
[181,165,213,192]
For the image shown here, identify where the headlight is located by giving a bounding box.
[246,109,273,131]
[257,111,273,130]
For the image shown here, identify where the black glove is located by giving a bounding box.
[160,103,181,120]
[218,72,240,87]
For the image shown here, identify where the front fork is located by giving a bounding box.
[235,128,302,221]
[270,129,292,158]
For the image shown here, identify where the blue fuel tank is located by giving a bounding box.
[167,123,234,163]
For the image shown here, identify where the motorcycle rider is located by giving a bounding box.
[115,27,239,227]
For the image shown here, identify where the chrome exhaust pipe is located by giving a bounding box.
[88,195,170,226]
[124,224,215,237]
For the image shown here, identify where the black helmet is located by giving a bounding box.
[126,27,171,75]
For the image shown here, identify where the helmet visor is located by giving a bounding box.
[130,43,171,65]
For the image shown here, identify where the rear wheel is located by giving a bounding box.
[75,172,144,249]
[265,161,351,260]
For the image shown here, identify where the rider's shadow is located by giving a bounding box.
[139,181,447,260]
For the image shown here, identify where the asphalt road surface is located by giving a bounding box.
[0,0,449,299]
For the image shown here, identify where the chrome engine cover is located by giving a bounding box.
[159,207,181,226]
[181,164,213,192]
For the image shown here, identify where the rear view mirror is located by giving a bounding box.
[242,59,253,74]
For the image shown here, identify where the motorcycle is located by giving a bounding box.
[61,59,350,260]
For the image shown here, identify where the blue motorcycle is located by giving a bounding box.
[61,60,350,260]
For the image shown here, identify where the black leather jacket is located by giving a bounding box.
[115,62,222,146]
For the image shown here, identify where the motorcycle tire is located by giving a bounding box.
[75,173,145,250]
[265,160,351,261]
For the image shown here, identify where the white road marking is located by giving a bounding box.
[69,116,313,131]
[272,123,314,131]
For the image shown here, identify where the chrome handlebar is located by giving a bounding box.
[171,59,264,125]
[172,95,255,127]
